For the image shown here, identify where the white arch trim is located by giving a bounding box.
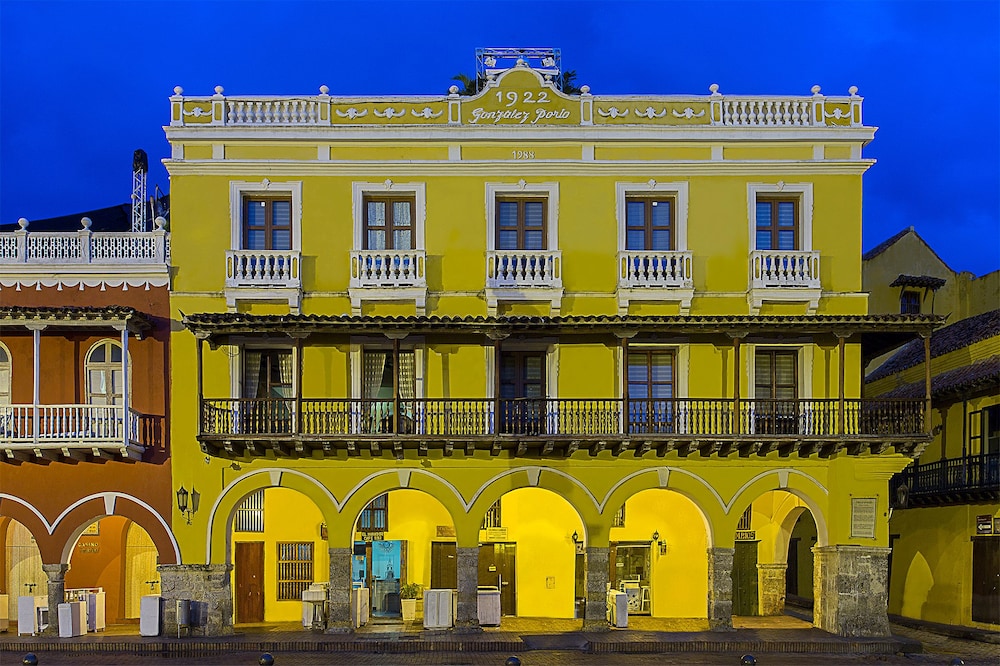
[595,467,727,514]
[724,468,828,513]
[465,466,601,513]
[1,491,180,564]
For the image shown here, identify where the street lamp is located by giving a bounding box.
[176,485,200,524]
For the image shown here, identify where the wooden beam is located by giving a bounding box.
[370,441,381,455]
[418,441,429,456]
[656,440,675,457]
[634,441,651,457]
[515,442,527,457]
[614,440,629,457]
[675,442,693,457]
[818,443,839,459]
[717,441,734,457]
[738,442,760,457]
[565,440,580,457]
[490,441,502,456]
[443,441,454,456]
[777,442,796,457]
[541,441,555,455]
[466,441,475,456]
[346,440,357,455]
[589,441,606,457]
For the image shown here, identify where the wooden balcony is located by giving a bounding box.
[0,404,148,461]
[890,453,1000,507]
[197,396,928,459]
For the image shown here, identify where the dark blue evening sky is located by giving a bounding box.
[1,1,997,276]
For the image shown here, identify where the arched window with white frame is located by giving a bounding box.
[86,340,131,405]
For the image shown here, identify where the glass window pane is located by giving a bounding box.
[89,370,106,394]
[272,200,291,227]
[246,230,266,251]
[246,201,267,227]
[394,229,411,250]
[755,201,773,227]
[368,230,386,250]
[524,230,544,250]
[628,383,648,399]
[756,230,773,250]
[775,355,796,383]
[524,202,544,227]
[651,384,673,399]
[626,229,645,251]
[393,201,411,226]
[111,370,123,394]
[651,229,672,250]
[755,354,771,385]
[525,357,542,381]
[627,363,649,383]
[0,348,7,363]
[525,385,543,399]
[775,387,796,401]
[110,344,122,363]
[778,230,795,250]
[777,202,795,227]
[650,354,673,382]
[650,200,671,226]
[626,201,645,226]
[272,229,292,250]
[90,346,106,363]
[367,202,385,226]
[497,230,518,249]
[498,202,518,227]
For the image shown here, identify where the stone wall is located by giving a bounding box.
[757,563,787,616]
[326,547,353,633]
[158,563,234,637]
[454,547,481,631]
[583,546,610,632]
[707,547,734,631]
[813,545,891,637]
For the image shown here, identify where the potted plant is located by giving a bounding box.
[399,582,423,622]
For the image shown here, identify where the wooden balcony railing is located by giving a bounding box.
[0,404,147,460]
[200,397,927,440]
[890,453,1000,507]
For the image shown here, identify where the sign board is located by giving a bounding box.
[463,70,579,126]
[976,515,994,535]
[436,525,456,538]
[360,532,385,542]
[851,498,878,539]
[735,530,757,541]
[485,527,508,541]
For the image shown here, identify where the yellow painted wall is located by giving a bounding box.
[377,490,456,589]
[788,511,818,599]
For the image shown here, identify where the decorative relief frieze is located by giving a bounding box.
[373,107,406,118]
[597,106,629,118]
[335,107,368,119]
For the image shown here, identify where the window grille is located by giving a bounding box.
[481,500,502,529]
[738,506,753,531]
[357,493,388,532]
[612,504,626,528]
[276,542,313,601]
[234,490,264,533]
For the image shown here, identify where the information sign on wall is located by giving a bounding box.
[851,497,878,539]
[485,527,508,541]
[361,532,385,542]
[976,515,993,535]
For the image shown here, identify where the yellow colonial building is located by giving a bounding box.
[161,49,937,637]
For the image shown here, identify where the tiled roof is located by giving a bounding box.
[0,305,150,330]
[878,355,1000,401]
[866,309,1000,382]
[182,312,942,337]
[890,274,947,290]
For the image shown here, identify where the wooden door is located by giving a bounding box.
[732,540,759,616]
[431,542,457,589]
[235,541,264,623]
[479,543,516,616]
[972,536,1000,624]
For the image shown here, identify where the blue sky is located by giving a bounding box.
[1,1,997,276]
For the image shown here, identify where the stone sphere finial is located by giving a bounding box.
[17,218,29,230]
[319,85,329,94]
[173,86,183,96]
[214,85,224,95]
[154,216,167,230]
[80,217,92,230]
[449,85,459,95]
[849,85,859,96]
[811,85,822,95]
[709,83,720,94]
[580,85,590,94]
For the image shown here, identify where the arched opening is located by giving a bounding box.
[609,489,709,618]
[731,490,821,622]
[228,487,329,625]
[472,487,585,620]
[349,489,457,623]
[63,517,162,628]
[84,339,132,405]
[2,518,46,629]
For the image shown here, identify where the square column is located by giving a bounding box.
[455,546,481,631]
[158,564,234,636]
[813,545,891,637]
[757,563,788,616]
[707,547,734,631]
[583,546,610,632]
[326,547,353,633]
[42,563,68,636]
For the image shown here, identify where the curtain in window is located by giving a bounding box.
[363,352,389,399]
[277,352,294,398]
[244,351,262,399]
[398,352,415,400]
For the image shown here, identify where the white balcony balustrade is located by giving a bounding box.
[350,250,426,288]
[0,219,169,265]
[486,250,562,289]
[750,250,821,289]
[618,251,693,289]
[226,250,301,289]
[0,404,145,460]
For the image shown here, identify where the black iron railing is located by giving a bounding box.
[891,453,1000,506]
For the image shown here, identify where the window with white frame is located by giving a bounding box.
[747,183,813,252]
[616,182,689,253]
[86,340,130,405]
[229,180,302,251]
[485,182,559,253]
[352,182,425,251]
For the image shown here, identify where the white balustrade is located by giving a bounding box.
[718,98,813,126]
[0,404,125,442]
[487,250,562,288]
[226,250,301,288]
[619,251,693,288]
[750,250,821,288]
[227,99,322,125]
[351,250,426,288]
[0,230,168,264]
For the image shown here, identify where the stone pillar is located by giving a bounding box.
[812,545,891,637]
[326,547,353,633]
[454,546,481,632]
[583,546,610,632]
[707,547,734,631]
[158,563,234,636]
[42,563,68,636]
[757,563,787,616]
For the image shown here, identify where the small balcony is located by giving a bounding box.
[748,250,821,313]
[198,396,928,458]
[0,404,147,461]
[485,250,563,313]
[224,249,301,309]
[890,453,1000,507]
[617,251,694,314]
[348,250,428,313]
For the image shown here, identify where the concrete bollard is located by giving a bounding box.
[22,655,39,666]
[259,654,275,666]
[505,657,521,666]
[740,656,757,666]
